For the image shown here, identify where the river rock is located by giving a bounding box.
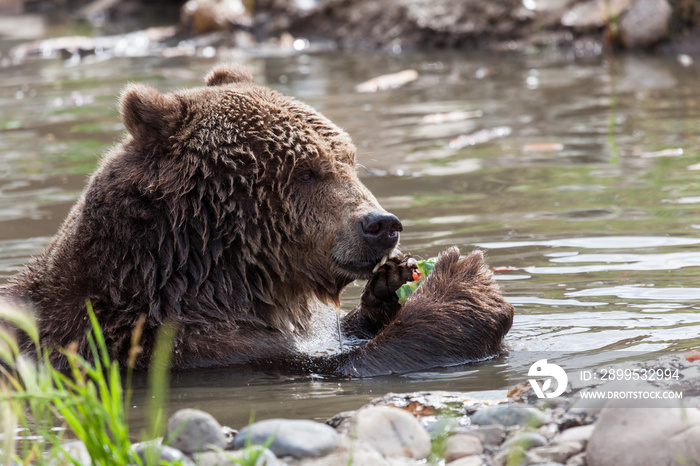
[234,418,338,458]
[134,444,194,466]
[560,0,632,28]
[166,408,227,454]
[471,404,547,427]
[51,440,91,466]
[467,425,506,446]
[196,448,278,466]
[526,441,584,464]
[566,452,587,466]
[556,425,595,445]
[501,432,548,451]
[351,406,431,459]
[445,434,483,462]
[294,439,388,466]
[446,455,484,466]
[618,0,671,48]
[180,0,251,33]
[586,403,700,465]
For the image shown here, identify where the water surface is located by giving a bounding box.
[2,38,700,428]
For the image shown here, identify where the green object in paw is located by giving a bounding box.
[396,258,437,304]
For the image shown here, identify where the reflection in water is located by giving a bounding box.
[2,45,700,427]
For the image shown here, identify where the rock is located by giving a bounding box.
[566,452,587,466]
[180,0,251,33]
[426,416,463,438]
[166,409,227,454]
[234,418,338,458]
[492,448,518,466]
[51,440,91,466]
[134,443,194,466]
[618,0,671,48]
[222,426,238,450]
[556,425,595,445]
[326,410,355,429]
[351,406,431,459]
[445,434,483,462]
[586,404,700,466]
[526,441,584,464]
[471,404,547,427]
[196,448,278,466]
[294,439,388,466]
[467,425,506,446]
[254,0,530,51]
[446,455,484,466]
[561,0,632,28]
[501,432,548,451]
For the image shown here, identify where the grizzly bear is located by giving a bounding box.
[2,64,513,377]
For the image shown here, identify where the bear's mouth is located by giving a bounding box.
[333,247,401,279]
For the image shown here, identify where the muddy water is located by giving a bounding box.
[2,45,700,428]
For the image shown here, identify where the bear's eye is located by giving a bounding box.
[297,169,318,183]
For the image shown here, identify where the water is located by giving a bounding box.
[2,34,700,428]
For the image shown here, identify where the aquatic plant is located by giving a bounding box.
[0,300,218,465]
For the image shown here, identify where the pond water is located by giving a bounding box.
[1,34,700,429]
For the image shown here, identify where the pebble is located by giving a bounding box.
[293,438,387,466]
[526,441,584,464]
[196,448,278,466]
[618,0,672,48]
[501,432,548,451]
[556,424,595,445]
[445,434,483,462]
[234,418,338,458]
[133,443,194,466]
[566,452,587,466]
[352,406,431,459]
[166,408,227,454]
[446,455,484,466]
[586,403,700,466]
[51,440,91,466]
[471,404,547,427]
[462,425,506,446]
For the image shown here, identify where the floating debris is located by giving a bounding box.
[355,69,419,93]
[677,54,694,67]
[492,266,519,272]
[523,142,564,152]
[420,110,483,125]
[474,67,495,79]
[11,26,177,63]
[640,148,683,158]
[448,126,512,149]
[370,391,508,418]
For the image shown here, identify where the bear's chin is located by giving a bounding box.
[331,257,385,281]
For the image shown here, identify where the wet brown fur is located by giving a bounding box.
[2,64,513,376]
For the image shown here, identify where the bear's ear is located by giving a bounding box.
[119,83,181,144]
[205,64,254,87]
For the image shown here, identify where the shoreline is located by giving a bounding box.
[54,352,700,465]
[3,0,700,67]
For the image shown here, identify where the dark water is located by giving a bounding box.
[2,35,700,428]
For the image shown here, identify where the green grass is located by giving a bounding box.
[0,300,265,466]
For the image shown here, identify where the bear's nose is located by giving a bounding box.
[360,212,403,250]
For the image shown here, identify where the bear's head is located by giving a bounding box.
[117,64,402,323]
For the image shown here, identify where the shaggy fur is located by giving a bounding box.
[2,64,514,376]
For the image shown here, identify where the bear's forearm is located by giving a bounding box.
[341,305,384,339]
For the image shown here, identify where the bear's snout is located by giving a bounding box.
[359,212,402,253]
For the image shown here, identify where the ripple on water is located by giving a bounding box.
[476,236,700,250]
[567,285,700,302]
